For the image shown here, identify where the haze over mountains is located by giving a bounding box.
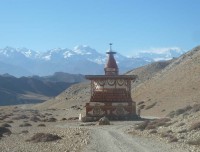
[0,72,85,105]
[0,45,185,77]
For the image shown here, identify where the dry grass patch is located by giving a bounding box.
[26,133,62,143]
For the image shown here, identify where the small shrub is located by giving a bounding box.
[167,111,175,118]
[1,123,11,128]
[149,129,157,134]
[152,118,171,128]
[47,117,57,122]
[167,105,193,118]
[98,117,110,125]
[19,123,32,127]
[38,124,46,127]
[176,122,185,127]
[166,130,173,133]
[12,115,29,120]
[189,122,200,131]
[146,124,156,130]
[0,127,11,136]
[44,113,52,116]
[145,102,157,110]
[183,105,192,111]
[161,109,166,112]
[0,115,9,120]
[175,109,185,116]
[26,133,62,142]
[30,116,41,122]
[187,138,200,145]
[135,120,149,131]
[6,120,14,123]
[192,104,200,112]
[21,130,29,134]
[137,101,144,105]
[139,105,145,109]
[164,123,173,127]
[160,132,170,138]
[67,117,78,120]
[179,136,185,139]
[61,118,67,121]
[168,136,178,143]
[178,129,187,133]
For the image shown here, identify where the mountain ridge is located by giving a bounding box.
[0,72,85,105]
[0,45,184,77]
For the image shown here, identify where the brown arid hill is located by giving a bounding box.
[131,46,200,117]
[126,59,174,88]
[33,81,90,118]
[0,76,75,106]
[0,72,85,106]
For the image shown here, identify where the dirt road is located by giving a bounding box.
[82,121,185,152]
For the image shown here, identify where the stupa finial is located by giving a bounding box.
[109,43,112,51]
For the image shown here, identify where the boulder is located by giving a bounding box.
[98,116,110,125]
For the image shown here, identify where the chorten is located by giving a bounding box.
[85,44,137,120]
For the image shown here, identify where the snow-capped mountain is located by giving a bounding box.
[136,47,185,61]
[0,45,185,77]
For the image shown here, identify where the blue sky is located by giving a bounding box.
[0,0,200,55]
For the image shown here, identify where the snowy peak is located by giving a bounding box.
[0,47,39,59]
[0,45,186,76]
[41,48,72,61]
[137,47,185,61]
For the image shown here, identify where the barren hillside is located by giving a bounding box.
[126,60,173,88]
[132,46,200,117]
[33,82,90,118]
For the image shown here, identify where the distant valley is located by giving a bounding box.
[0,72,85,105]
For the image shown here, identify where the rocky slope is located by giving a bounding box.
[131,46,200,117]
[33,82,90,118]
[126,59,174,88]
